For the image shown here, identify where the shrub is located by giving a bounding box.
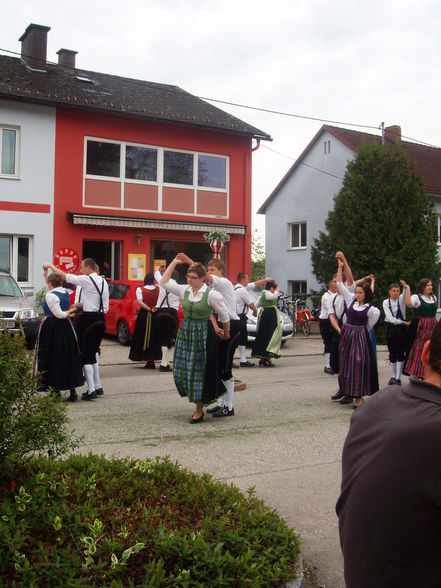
[0,454,301,586]
[0,328,78,471]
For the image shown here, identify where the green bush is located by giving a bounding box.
[0,454,301,586]
[0,328,78,471]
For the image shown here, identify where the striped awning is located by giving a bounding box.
[68,212,246,235]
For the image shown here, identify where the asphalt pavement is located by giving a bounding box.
[65,331,394,587]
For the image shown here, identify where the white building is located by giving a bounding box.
[258,124,441,298]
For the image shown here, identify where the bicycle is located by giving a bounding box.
[292,298,311,336]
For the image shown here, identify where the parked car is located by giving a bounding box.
[105,280,144,345]
[106,280,184,346]
[0,272,39,348]
[245,289,294,344]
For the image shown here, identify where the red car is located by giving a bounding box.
[106,279,184,346]
[105,280,144,345]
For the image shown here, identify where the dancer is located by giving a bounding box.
[129,272,161,369]
[383,283,409,385]
[319,278,338,374]
[177,254,240,418]
[43,258,109,401]
[403,278,438,379]
[251,279,281,366]
[161,257,230,423]
[336,257,380,408]
[35,269,83,396]
[154,265,180,372]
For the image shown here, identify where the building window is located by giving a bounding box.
[198,154,226,189]
[324,140,331,154]
[86,141,120,177]
[289,280,307,297]
[0,126,19,177]
[288,222,307,249]
[125,146,157,181]
[0,235,32,284]
[163,150,194,185]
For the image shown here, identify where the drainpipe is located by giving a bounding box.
[252,139,261,152]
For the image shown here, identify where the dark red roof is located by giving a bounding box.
[258,124,441,213]
[0,54,271,141]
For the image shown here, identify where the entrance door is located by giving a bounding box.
[82,240,121,280]
[151,239,217,282]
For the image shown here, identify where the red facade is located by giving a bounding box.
[53,109,253,281]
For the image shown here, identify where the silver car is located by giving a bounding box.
[0,272,39,348]
[245,289,294,344]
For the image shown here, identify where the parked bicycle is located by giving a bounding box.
[277,292,311,336]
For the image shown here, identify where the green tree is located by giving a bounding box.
[311,143,440,299]
[251,232,265,281]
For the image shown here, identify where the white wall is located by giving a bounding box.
[0,100,55,294]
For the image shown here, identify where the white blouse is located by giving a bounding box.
[337,281,380,330]
[45,287,69,319]
[410,294,437,308]
[162,281,229,323]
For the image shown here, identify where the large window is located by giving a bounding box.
[289,280,307,297]
[85,139,228,189]
[288,222,307,249]
[0,235,32,284]
[0,126,19,177]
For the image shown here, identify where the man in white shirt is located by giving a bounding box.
[319,279,338,374]
[383,283,410,385]
[154,265,181,372]
[44,258,109,401]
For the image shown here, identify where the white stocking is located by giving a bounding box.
[396,361,404,380]
[161,346,172,367]
[93,354,101,389]
[219,377,234,410]
[83,364,95,393]
[238,345,247,363]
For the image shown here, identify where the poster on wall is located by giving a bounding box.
[128,254,146,280]
[54,248,79,274]
[154,259,167,269]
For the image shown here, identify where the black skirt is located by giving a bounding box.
[36,316,84,391]
[129,308,162,362]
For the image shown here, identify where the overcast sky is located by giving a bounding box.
[2,0,441,242]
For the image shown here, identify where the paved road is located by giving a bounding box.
[66,333,394,587]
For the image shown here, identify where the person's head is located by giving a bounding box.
[265,280,277,292]
[186,262,207,289]
[237,272,249,285]
[103,261,110,269]
[328,278,337,293]
[46,272,64,290]
[144,272,155,286]
[355,280,373,304]
[416,278,433,298]
[159,265,166,274]
[171,270,179,281]
[81,258,97,275]
[388,283,400,300]
[207,258,224,277]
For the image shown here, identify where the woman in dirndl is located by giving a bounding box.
[336,258,380,408]
[251,280,282,367]
[403,278,438,379]
[35,270,83,396]
[129,273,162,368]
[160,257,230,423]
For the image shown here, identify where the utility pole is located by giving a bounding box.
[379,122,385,145]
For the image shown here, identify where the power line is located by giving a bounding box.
[261,144,345,181]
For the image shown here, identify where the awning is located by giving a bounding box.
[68,212,246,235]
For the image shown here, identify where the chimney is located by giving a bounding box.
[385,125,401,145]
[19,23,51,72]
[57,48,78,72]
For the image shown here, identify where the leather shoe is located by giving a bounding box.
[144,361,156,369]
[67,389,78,402]
[82,390,97,401]
[213,407,234,417]
[388,377,396,385]
[331,390,344,401]
[324,367,335,375]
[207,404,223,413]
[189,412,204,424]
[339,396,353,405]
[396,379,401,386]
[240,361,255,367]
[95,387,104,396]
[159,365,172,372]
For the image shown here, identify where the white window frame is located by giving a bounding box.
[287,222,307,250]
[288,280,308,297]
[0,125,19,179]
[83,137,230,218]
[0,234,33,286]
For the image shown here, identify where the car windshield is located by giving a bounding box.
[109,283,130,300]
[0,275,22,297]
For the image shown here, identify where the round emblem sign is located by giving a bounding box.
[54,248,79,274]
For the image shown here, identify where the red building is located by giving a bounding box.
[1,23,271,282]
